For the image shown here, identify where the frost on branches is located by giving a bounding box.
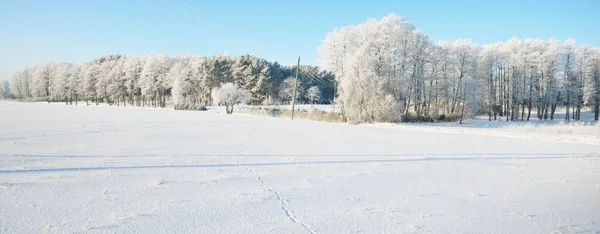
[7,13,600,122]
[10,53,336,109]
[305,86,321,105]
[279,77,301,104]
[211,83,251,114]
[319,14,600,123]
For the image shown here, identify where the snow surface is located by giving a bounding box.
[1,101,599,233]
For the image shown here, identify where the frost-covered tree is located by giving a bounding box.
[106,58,128,106]
[140,53,169,107]
[0,80,14,99]
[211,83,250,114]
[575,44,593,120]
[81,61,99,105]
[10,71,25,99]
[446,39,479,115]
[279,77,302,104]
[231,55,272,104]
[122,56,144,106]
[49,63,76,104]
[591,48,600,120]
[320,14,418,122]
[93,54,122,105]
[173,57,202,106]
[305,86,321,105]
[319,14,600,123]
[32,62,55,100]
[562,39,577,120]
[169,62,187,105]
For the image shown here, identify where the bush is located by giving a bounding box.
[174,103,207,111]
[401,113,434,123]
[435,113,462,122]
[17,97,53,103]
[308,110,345,123]
[401,113,462,123]
[246,107,344,123]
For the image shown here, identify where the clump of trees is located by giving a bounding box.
[9,54,336,108]
[319,14,600,123]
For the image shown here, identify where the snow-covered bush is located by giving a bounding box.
[211,83,250,114]
[174,103,207,111]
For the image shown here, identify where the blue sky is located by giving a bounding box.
[1,0,598,80]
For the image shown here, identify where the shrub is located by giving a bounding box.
[401,113,434,123]
[401,113,462,123]
[246,107,344,123]
[435,113,462,122]
[174,103,207,111]
[308,110,345,123]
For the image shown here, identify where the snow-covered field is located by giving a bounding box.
[1,101,599,233]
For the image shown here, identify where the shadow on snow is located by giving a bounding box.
[0,154,596,174]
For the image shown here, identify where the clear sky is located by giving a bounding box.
[1,0,598,80]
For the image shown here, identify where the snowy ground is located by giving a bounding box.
[1,101,599,233]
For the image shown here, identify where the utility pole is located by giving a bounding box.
[291,56,300,120]
[332,79,336,112]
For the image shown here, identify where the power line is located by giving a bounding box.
[300,66,334,88]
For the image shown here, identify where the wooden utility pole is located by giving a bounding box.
[291,56,300,120]
[332,79,336,112]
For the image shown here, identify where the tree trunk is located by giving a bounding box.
[535,100,544,120]
[527,72,533,121]
[451,71,464,114]
[226,103,233,114]
[550,91,560,120]
[594,96,599,120]
[505,68,509,121]
[565,92,570,121]
[520,103,525,121]
[498,67,504,117]
[459,86,466,124]
[488,73,494,121]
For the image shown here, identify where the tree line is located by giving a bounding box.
[319,14,600,123]
[8,54,335,108]
[6,13,600,123]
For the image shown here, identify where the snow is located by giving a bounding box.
[376,119,600,147]
[1,101,599,233]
